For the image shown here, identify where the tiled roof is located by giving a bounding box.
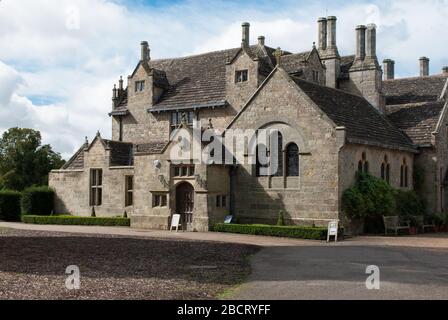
[147,45,284,110]
[386,101,445,146]
[340,55,355,73]
[135,141,169,154]
[62,143,87,169]
[280,51,310,75]
[292,76,416,151]
[103,140,134,166]
[383,75,447,105]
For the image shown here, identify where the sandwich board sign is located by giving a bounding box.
[170,214,181,232]
[327,220,339,242]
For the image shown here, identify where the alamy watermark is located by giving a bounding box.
[365,265,380,290]
[65,265,80,290]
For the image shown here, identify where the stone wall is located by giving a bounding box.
[49,138,134,217]
[228,68,341,227]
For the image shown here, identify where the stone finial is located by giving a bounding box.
[312,41,316,49]
[112,84,117,99]
[118,76,123,90]
[274,47,282,66]
[96,130,101,137]
[207,118,213,129]
[85,136,89,145]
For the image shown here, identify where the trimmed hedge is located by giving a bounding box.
[0,190,22,221]
[212,223,328,240]
[21,186,54,215]
[22,215,130,226]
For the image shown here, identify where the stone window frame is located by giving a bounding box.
[312,70,319,83]
[170,111,195,132]
[89,169,103,206]
[215,195,227,208]
[286,143,299,177]
[256,131,285,177]
[400,158,409,188]
[358,152,369,174]
[381,155,390,184]
[173,164,195,178]
[125,175,133,207]
[235,69,248,83]
[152,193,167,208]
[135,80,145,92]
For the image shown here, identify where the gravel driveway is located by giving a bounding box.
[0,227,259,300]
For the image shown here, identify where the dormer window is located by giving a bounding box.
[135,80,145,92]
[170,111,195,131]
[235,70,248,83]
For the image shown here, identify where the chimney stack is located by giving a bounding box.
[383,59,395,80]
[366,24,377,60]
[327,16,337,50]
[140,41,150,62]
[420,57,429,76]
[317,17,327,51]
[258,36,265,46]
[118,76,123,91]
[355,25,366,61]
[443,66,448,75]
[242,22,250,48]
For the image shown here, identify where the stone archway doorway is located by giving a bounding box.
[175,182,194,230]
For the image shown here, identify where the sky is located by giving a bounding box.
[0,0,447,159]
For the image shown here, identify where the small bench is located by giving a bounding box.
[383,216,410,236]
[415,216,436,233]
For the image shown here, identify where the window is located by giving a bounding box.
[235,70,248,83]
[381,155,390,184]
[286,143,299,177]
[216,195,227,208]
[400,158,409,187]
[358,152,369,174]
[90,169,103,206]
[153,194,167,208]
[272,132,283,177]
[312,70,319,82]
[125,176,133,206]
[135,80,145,92]
[173,165,195,177]
[256,143,269,177]
[170,111,195,131]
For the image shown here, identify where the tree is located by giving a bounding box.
[0,127,65,190]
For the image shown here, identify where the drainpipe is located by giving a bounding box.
[229,166,237,217]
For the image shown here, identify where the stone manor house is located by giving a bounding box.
[49,16,448,232]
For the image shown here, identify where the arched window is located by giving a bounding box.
[381,155,390,184]
[256,143,269,177]
[286,143,299,177]
[272,132,283,177]
[358,152,369,174]
[400,158,408,187]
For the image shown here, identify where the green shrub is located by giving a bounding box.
[342,187,367,219]
[277,210,285,226]
[0,190,22,221]
[212,223,329,240]
[22,215,130,226]
[21,186,54,215]
[394,190,425,218]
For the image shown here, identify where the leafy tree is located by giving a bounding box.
[0,127,65,190]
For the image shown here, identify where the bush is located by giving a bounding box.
[21,186,54,215]
[0,190,22,221]
[277,210,285,226]
[212,223,329,240]
[22,215,130,226]
[394,190,425,218]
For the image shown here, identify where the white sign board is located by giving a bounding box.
[327,220,339,242]
[170,214,181,232]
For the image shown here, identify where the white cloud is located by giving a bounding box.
[0,0,447,159]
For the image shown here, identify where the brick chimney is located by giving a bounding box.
[242,22,250,48]
[383,59,395,80]
[258,35,265,46]
[419,57,429,76]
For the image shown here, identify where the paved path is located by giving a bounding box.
[2,222,448,299]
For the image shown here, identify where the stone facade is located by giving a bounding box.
[49,15,448,233]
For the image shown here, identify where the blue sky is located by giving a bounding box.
[0,0,447,158]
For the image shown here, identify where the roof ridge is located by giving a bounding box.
[384,74,448,82]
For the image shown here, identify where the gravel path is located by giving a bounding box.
[0,227,259,300]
